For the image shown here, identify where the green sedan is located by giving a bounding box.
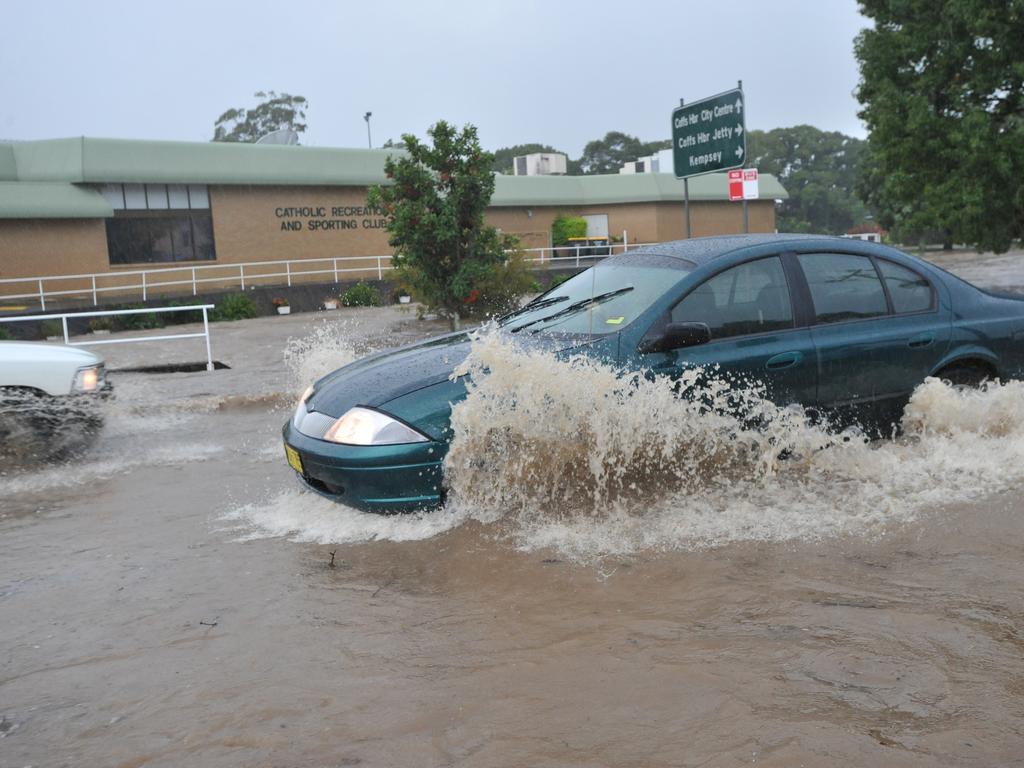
[283,234,1024,512]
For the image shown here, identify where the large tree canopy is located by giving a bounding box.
[578,132,670,175]
[212,91,308,143]
[367,121,532,329]
[748,125,868,234]
[854,0,1024,251]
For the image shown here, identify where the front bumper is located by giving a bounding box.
[282,420,446,513]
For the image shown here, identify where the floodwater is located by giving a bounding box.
[3,253,1024,767]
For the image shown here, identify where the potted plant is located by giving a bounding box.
[396,288,412,305]
[41,319,64,341]
[272,297,291,315]
[323,296,339,310]
[88,316,113,335]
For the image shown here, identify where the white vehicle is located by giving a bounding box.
[0,341,110,460]
[0,341,107,396]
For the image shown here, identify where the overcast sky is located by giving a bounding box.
[2,0,869,155]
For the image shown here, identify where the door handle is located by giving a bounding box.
[765,351,802,370]
[908,333,935,348]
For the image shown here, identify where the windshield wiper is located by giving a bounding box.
[498,294,568,324]
[509,287,634,334]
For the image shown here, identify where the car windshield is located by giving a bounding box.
[500,254,692,337]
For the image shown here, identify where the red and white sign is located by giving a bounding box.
[728,168,759,201]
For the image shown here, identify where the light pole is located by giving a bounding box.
[363,112,372,149]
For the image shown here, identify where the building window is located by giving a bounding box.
[99,183,215,264]
[97,183,209,211]
[106,212,216,264]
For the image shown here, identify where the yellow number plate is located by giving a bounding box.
[284,444,304,474]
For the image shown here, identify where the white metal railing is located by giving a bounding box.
[0,305,218,372]
[0,240,656,311]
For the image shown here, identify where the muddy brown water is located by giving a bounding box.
[3,273,1024,767]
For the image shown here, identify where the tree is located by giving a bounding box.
[491,143,582,175]
[367,121,534,330]
[747,125,869,234]
[579,132,671,175]
[854,0,1024,251]
[212,91,308,143]
[551,214,587,246]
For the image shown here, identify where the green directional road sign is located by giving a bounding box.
[672,88,746,179]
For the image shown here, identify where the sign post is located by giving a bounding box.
[673,83,747,238]
[728,168,759,233]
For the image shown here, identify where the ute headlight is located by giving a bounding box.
[323,407,428,446]
[73,364,105,393]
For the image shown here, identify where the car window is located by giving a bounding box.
[877,259,933,313]
[798,253,888,324]
[670,256,793,340]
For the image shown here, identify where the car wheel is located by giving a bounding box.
[937,363,991,389]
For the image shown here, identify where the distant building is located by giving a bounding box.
[0,137,789,292]
[843,222,886,243]
[512,152,568,176]
[619,149,673,175]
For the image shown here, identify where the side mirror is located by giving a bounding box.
[640,321,711,353]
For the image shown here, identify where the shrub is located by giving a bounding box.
[341,282,381,307]
[549,273,572,289]
[0,326,12,341]
[41,319,64,338]
[116,303,165,331]
[459,244,537,320]
[210,293,258,322]
[162,299,204,325]
[551,214,588,247]
[88,317,113,332]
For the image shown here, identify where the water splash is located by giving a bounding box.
[220,488,469,544]
[284,320,357,394]
[442,332,1024,557]
[231,330,1024,559]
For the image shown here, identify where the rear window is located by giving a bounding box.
[878,259,934,313]
[798,253,888,324]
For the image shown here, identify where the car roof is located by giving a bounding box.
[626,233,848,266]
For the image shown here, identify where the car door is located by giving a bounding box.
[795,252,951,426]
[638,255,817,408]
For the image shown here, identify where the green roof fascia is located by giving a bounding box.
[0,181,113,219]
[10,138,86,181]
[6,136,788,204]
[0,143,17,181]
[492,171,788,206]
[12,137,404,186]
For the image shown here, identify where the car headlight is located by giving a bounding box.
[72,364,105,393]
[323,407,428,445]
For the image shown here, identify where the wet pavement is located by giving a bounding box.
[3,253,1024,767]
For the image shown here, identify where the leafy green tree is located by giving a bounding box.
[854,0,1024,251]
[212,91,308,143]
[579,132,670,175]
[367,121,534,330]
[491,143,582,175]
[747,125,869,234]
[551,214,588,246]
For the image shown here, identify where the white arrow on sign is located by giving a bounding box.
[735,146,744,159]
[735,125,743,136]
[735,98,743,113]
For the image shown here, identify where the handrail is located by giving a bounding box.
[0,241,656,310]
[0,304,218,372]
